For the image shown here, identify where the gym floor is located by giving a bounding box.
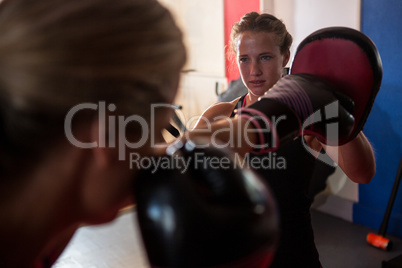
[311,210,402,268]
[54,208,402,268]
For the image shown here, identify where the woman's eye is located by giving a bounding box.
[239,57,248,63]
[261,55,271,61]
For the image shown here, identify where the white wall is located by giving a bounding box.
[158,0,227,122]
[159,0,225,76]
[293,0,360,53]
[262,0,361,62]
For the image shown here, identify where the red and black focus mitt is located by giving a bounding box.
[290,26,383,143]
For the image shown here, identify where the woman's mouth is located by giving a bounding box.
[249,80,266,87]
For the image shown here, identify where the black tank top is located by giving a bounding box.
[232,95,321,268]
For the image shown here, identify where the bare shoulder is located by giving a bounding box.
[194,97,241,128]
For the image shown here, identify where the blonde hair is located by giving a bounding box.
[230,12,293,55]
[0,0,186,172]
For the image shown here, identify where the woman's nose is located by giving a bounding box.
[250,61,262,76]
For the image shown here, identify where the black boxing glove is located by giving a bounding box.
[134,140,279,267]
[236,73,355,153]
[291,27,383,142]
